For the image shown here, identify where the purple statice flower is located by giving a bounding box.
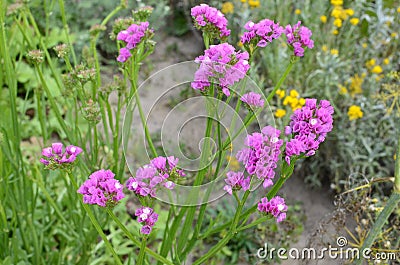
[77,169,125,207]
[117,47,132,63]
[191,43,250,96]
[241,19,284,48]
[236,126,283,188]
[240,92,265,108]
[135,206,159,235]
[284,98,334,164]
[116,21,152,62]
[40,143,83,169]
[191,4,230,38]
[223,171,251,195]
[284,21,314,57]
[258,196,288,223]
[125,156,185,198]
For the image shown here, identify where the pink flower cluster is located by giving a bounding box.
[117,22,151,62]
[223,171,250,195]
[192,43,250,96]
[284,21,314,57]
[77,169,125,207]
[236,126,283,188]
[258,196,287,223]
[135,206,159,234]
[191,4,230,38]
[40,143,82,167]
[241,19,284,47]
[125,156,185,197]
[240,92,265,108]
[285,99,334,164]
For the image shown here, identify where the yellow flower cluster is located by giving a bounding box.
[349,74,364,96]
[275,89,285,99]
[330,49,339,55]
[283,89,306,111]
[347,105,363,120]
[323,0,359,34]
[295,9,301,15]
[339,74,365,97]
[221,2,234,14]
[242,0,260,8]
[365,59,384,80]
[275,109,286,118]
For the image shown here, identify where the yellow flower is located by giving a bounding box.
[339,85,348,95]
[365,59,375,68]
[289,89,299,98]
[333,18,342,27]
[345,9,354,16]
[276,89,285,99]
[371,65,383,74]
[333,29,339,35]
[331,6,342,18]
[375,74,384,81]
[241,0,246,2]
[237,41,243,47]
[330,49,339,55]
[299,98,306,106]
[350,18,359,25]
[330,0,343,6]
[248,0,260,8]
[362,43,367,48]
[320,15,327,23]
[295,9,301,15]
[221,2,234,14]
[275,109,286,118]
[321,45,328,52]
[397,7,400,13]
[350,74,363,96]
[383,58,389,65]
[348,105,363,120]
[391,32,398,38]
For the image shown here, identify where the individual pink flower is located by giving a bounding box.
[125,156,185,198]
[241,19,284,48]
[284,98,334,164]
[223,171,251,195]
[135,206,159,235]
[116,21,153,62]
[240,92,265,108]
[258,196,288,223]
[192,43,250,96]
[77,169,125,207]
[284,21,314,57]
[191,4,230,38]
[40,143,83,169]
[236,126,283,188]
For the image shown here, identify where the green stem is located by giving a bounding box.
[193,190,251,265]
[58,0,77,65]
[266,57,298,103]
[137,236,147,265]
[200,170,291,240]
[66,172,123,265]
[134,91,158,158]
[105,208,174,265]
[33,50,74,141]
